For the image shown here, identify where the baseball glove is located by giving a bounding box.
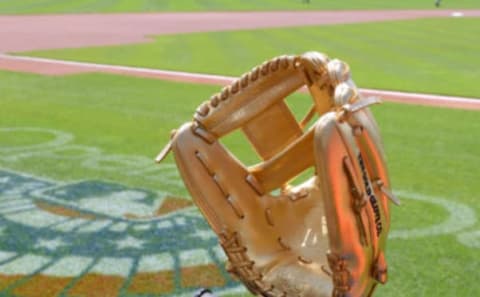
[157,52,399,297]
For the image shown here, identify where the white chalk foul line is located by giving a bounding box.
[361,88,480,110]
[0,54,232,84]
[1,54,479,110]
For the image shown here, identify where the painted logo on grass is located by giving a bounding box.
[1,126,479,297]
[0,169,243,297]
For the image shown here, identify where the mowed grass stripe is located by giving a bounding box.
[24,18,480,98]
[0,0,480,14]
[0,71,215,193]
[0,0,102,14]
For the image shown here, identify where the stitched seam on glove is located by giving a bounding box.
[220,231,287,297]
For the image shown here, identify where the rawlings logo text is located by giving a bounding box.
[358,154,382,236]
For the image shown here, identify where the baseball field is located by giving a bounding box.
[0,1,479,297]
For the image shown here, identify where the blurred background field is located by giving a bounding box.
[22,18,480,97]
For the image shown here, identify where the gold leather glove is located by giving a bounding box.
[157,52,398,297]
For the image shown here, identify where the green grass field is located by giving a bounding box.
[0,0,479,14]
[1,69,479,296]
[23,18,480,98]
